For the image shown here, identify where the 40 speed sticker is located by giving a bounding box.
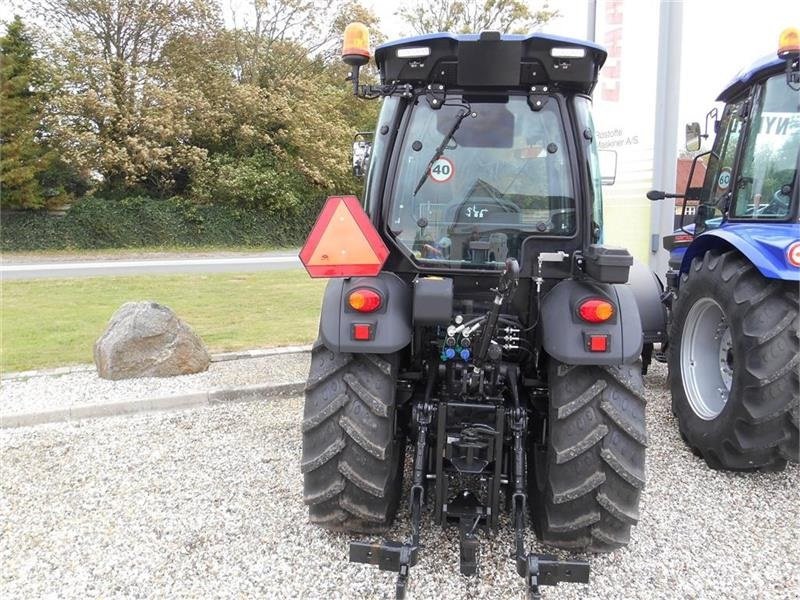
[429,157,455,183]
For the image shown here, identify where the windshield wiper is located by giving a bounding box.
[413,106,472,196]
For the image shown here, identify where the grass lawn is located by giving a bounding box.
[1,270,326,373]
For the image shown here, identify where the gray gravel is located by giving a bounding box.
[0,353,311,416]
[1,362,798,599]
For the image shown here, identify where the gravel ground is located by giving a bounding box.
[1,362,798,599]
[0,353,311,416]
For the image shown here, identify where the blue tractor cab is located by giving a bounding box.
[661,50,800,278]
[648,28,800,471]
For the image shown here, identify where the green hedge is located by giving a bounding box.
[0,195,327,251]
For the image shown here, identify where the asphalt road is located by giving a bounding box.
[0,252,301,279]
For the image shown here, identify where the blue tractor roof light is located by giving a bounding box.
[373,31,608,95]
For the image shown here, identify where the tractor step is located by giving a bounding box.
[518,554,591,600]
[349,539,419,573]
[349,538,419,597]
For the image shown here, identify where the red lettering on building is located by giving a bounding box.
[600,1,623,103]
[606,0,623,24]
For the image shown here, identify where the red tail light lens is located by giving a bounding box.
[578,299,614,323]
[352,323,373,340]
[348,288,382,312]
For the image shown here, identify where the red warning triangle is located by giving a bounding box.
[299,196,389,278]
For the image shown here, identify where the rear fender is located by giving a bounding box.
[318,272,412,353]
[626,260,668,344]
[681,225,800,281]
[540,279,643,365]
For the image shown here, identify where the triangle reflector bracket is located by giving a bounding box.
[299,196,389,278]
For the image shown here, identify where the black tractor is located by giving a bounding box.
[299,24,666,599]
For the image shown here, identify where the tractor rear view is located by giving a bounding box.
[299,24,666,598]
[650,27,800,471]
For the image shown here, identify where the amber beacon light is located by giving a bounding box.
[778,27,800,58]
[342,22,370,66]
[342,22,370,96]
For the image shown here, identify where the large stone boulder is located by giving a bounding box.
[94,301,210,380]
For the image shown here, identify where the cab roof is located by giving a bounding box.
[717,54,785,102]
[373,31,607,95]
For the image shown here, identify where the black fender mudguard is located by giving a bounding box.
[540,278,643,365]
[318,272,412,353]
[625,260,668,344]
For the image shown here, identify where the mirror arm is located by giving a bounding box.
[646,190,683,201]
[703,107,719,138]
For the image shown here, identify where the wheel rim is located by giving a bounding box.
[680,297,732,420]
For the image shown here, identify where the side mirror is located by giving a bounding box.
[598,149,617,186]
[685,122,701,152]
[352,132,373,178]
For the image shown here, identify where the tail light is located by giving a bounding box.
[578,299,614,323]
[348,288,382,312]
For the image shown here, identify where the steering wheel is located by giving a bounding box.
[761,184,792,216]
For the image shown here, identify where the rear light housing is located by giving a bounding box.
[578,298,614,323]
[347,288,382,312]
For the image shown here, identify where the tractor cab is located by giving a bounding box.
[654,27,800,276]
[350,30,611,276]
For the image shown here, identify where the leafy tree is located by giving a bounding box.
[208,0,384,193]
[2,0,388,215]
[397,0,557,35]
[33,0,221,196]
[1,16,48,209]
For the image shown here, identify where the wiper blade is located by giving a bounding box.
[413,107,472,196]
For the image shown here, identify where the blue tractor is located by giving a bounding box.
[649,28,800,471]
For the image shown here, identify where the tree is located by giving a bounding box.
[33,0,221,195]
[397,0,557,35]
[1,16,48,209]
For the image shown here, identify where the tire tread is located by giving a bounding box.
[532,361,647,552]
[301,343,404,532]
[668,250,799,470]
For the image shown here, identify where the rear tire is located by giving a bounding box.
[530,360,647,552]
[301,340,405,532]
[668,250,799,470]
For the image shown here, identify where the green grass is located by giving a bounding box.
[1,270,326,373]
